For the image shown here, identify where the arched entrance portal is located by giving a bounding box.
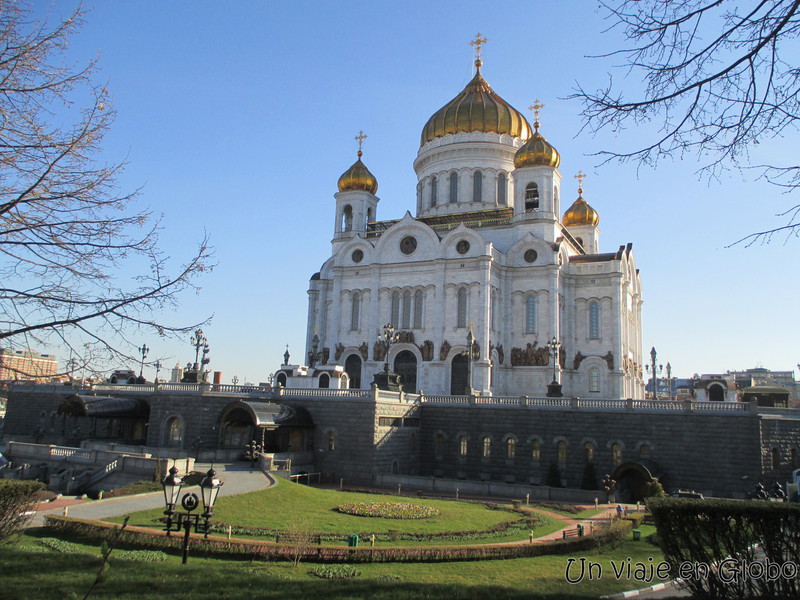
[451,354,469,395]
[613,462,661,502]
[217,401,314,458]
[394,350,417,393]
[708,383,725,402]
[345,354,362,389]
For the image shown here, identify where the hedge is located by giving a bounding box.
[647,497,800,600]
[43,515,631,564]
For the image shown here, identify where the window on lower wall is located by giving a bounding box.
[482,436,491,458]
[378,417,402,427]
[506,438,516,459]
[459,435,468,456]
[327,431,335,452]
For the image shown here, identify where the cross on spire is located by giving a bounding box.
[470,33,488,62]
[574,170,586,194]
[355,130,367,154]
[529,100,545,123]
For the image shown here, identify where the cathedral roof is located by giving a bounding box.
[514,123,560,168]
[337,151,378,194]
[420,60,532,146]
[562,192,599,227]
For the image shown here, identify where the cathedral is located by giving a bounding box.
[306,39,645,400]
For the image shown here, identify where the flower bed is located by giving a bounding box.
[337,502,440,519]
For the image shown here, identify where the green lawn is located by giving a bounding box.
[109,480,565,543]
[1,525,673,600]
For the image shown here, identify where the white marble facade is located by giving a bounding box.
[306,63,645,400]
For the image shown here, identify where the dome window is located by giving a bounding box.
[342,205,353,231]
[497,173,507,205]
[449,172,458,204]
[473,171,482,203]
[430,176,438,207]
[525,183,539,212]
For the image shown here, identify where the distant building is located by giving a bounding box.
[0,349,57,382]
[728,368,798,403]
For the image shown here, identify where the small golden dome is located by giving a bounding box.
[337,151,378,194]
[420,60,532,146]
[514,123,560,168]
[562,191,599,227]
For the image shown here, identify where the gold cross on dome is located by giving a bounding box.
[470,33,488,61]
[355,130,367,152]
[529,100,545,123]
[574,170,586,192]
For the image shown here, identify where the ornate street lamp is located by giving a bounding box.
[154,359,162,384]
[665,362,673,401]
[244,439,262,468]
[187,329,210,383]
[161,466,224,564]
[308,333,322,368]
[546,336,563,398]
[645,347,663,399]
[373,323,402,391]
[138,344,149,379]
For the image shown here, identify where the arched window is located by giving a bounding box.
[166,417,182,447]
[435,433,445,456]
[430,176,438,207]
[589,368,600,392]
[457,288,467,328]
[350,292,360,330]
[449,172,458,204]
[459,435,468,457]
[391,291,400,327]
[557,440,567,464]
[276,372,287,387]
[345,354,362,389]
[319,373,330,388]
[473,171,482,202]
[413,290,424,329]
[497,173,507,204]
[531,439,541,462]
[402,290,411,329]
[589,301,600,339]
[611,443,622,466]
[482,436,491,458]
[506,438,516,459]
[525,182,539,211]
[327,431,336,451]
[639,444,651,457]
[584,442,595,463]
[342,205,353,231]
[367,207,374,224]
[525,296,536,334]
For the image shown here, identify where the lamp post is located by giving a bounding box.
[154,359,162,384]
[138,344,149,379]
[189,329,210,383]
[308,333,322,368]
[666,362,673,401]
[373,323,402,391]
[162,466,224,564]
[245,439,262,468]
[645,347,663,399]
[546,336,563,398]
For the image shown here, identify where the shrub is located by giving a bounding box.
[0,479,45,544]
[311,564,361,579]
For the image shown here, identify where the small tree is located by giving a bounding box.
[0,479,45,543]
[643,477,666,499]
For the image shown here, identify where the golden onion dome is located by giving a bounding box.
[420,60,532,146]
[337,150,378,194]
[514,121,561,168]
[562,190,599,227]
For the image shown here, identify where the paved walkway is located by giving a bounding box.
[30,462,272,527]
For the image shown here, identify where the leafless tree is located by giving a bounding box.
[572,0,800,245]
[0,2,212,375]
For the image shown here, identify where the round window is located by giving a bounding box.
[524,249,538,263]
[351,249,363,263]
[400,236,418,255]
[456,240,470,255]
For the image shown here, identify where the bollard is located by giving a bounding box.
[456,488,459,500]
[594,497,599,508]
[525,493,530,506]
[529,530,534,544]
[397,483,401,495]
[370,534,375,547]
[63,506,69,517]
[227,525,232,540]
[339,478,343,491]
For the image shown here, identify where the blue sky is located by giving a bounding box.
[33,1,798,384]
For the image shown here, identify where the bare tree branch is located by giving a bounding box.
[0,2,213,377]
[571,0,800,244]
